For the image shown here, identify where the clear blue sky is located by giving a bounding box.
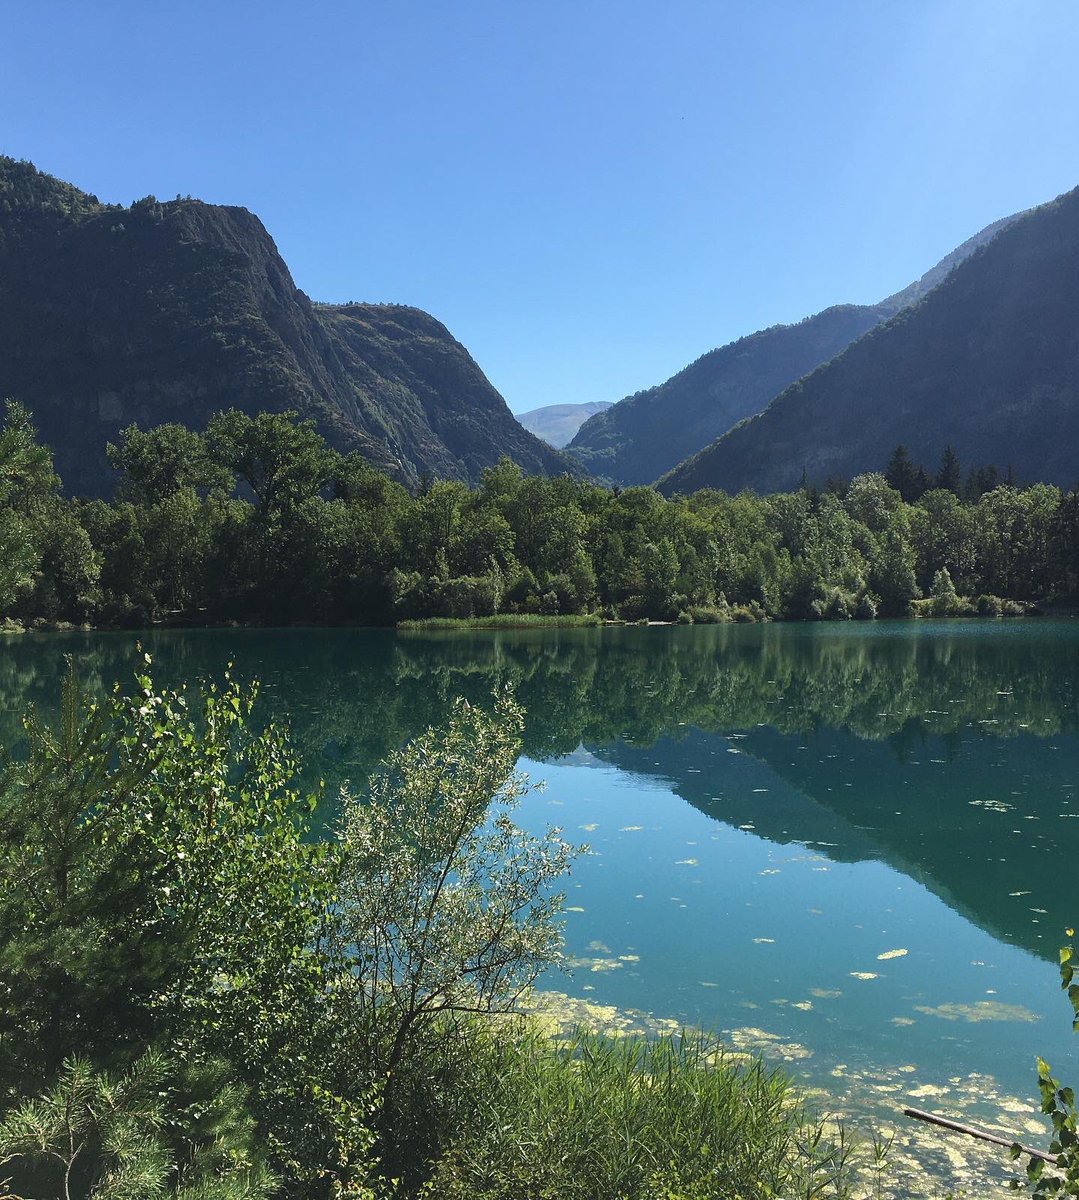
[5,1,1079,413]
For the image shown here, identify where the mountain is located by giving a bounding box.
[0,157,570,495]
[659,189,1079,496]
[567,215,1018,486]
[516,400,612,447]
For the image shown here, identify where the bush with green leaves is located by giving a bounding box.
[1013,931,1079,1196]
[331,691,575,1181]
[0,658,342,1196]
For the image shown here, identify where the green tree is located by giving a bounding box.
[0,1053,273,1199]
[332,692,575,1173]
[107,423,232,504]
[869,527,920,616]
[0,400,57,613]
[0,661,341,1194]
[935,446,962,495]
[884,445,924,503]
[205,410,335,521]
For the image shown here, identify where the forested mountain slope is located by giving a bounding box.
[0,157,569,494]
[660,187,1079,496]
[568,214,1017,486]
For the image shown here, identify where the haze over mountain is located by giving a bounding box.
[516,400,612,447]
[567,215,1017,486]
[0,157,570,495]
[659,186,1079,496]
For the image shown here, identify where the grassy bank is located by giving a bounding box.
[397,612,603,630]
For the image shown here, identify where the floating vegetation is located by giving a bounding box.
[969,798,1015,813]
[726,1027,813,1061]
[568,954,625,973]
[579,822,599,832]
[913,1000,1040,1023]
[524,989,680,1039]
[675,857,699,865]
[849,971,879,980]
[908,1082,949,1099]
[877,948,909,960]
[753,937,775,944]
[809,988,842,999]
[619,824,643,832]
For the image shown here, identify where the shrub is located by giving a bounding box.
[855,593,879,620]
[686,604,730,624]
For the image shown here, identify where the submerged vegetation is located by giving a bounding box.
[2,402,1079,629]
[0,662,874,1198]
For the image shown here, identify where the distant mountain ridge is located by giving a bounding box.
[567,213,1020,485]
[516,400,612,447]
[659,186,1079,496]
[0,157,570,494]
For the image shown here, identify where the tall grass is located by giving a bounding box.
[422,1027,864,1199]
[396,613,602,630]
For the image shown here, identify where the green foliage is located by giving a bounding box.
[0,400,58,611]
[0,658,340,1196]
[0,652,894,1199]
[7,405,1077,631]
[332,693,575,1178]
[0,1053,274,1199]
[205,410,335,521]
[108,424,232,504]
[423,1028,863,1200]
[1012,933,1079,1196]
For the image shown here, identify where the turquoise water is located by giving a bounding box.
[5,620,1079,1188]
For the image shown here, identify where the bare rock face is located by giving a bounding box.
[0,157,570,494]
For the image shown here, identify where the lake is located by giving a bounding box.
[4,620,1078,1192]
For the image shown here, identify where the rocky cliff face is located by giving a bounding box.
[0,157,569,494]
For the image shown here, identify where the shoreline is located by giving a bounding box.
[0,607,1057,636]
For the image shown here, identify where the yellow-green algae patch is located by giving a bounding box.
[521,989,1047,1199]
[524,989,681,1039]
[567,953,624,973]
[726,1027,813,1061]
[913,1000,1040,1023]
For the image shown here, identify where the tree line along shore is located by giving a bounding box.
[1,401,1074,632]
